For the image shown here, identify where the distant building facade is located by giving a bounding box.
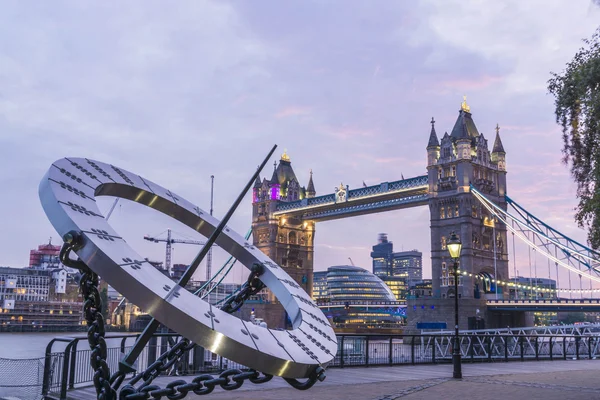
[510,277,557,300]
[408,279,433,298]
[29,240,61,269]
[0,266,83,331]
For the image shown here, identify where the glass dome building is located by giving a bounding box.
[327,265,396,302]
[314,265,405,331]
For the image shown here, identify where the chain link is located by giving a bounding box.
[61,233,323,399]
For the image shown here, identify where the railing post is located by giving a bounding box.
[549,337,553,361]
[576,335,580,360]
[504,335,508,362]
[148,335,158,367]
[487,337,492,362]
[365,336,370,367]
[589,337,593,360]
[340,336,345,368]
[388,337,393,366]
[60,341,75,400]
[68,339,79,389]
[520,336,524,362]
[563,337,567,360]
[411,336,415,365]
[42,339,58,396]
[535,336,539,361]
[431,336,436,364]
[470,336,474,362]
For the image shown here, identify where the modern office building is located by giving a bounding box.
[312,270,328,302]
[381,275,408,301]
[370,234,423,287]
[392,250,423,286]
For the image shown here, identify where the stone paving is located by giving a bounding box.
[67,360,600,399]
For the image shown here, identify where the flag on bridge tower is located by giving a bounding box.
[401,173,405,180]
[362,181,367,188]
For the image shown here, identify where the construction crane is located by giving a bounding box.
[348,257,355,267]
[143,228,207,276]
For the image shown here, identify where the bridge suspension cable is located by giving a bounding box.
[470,186,600,296]
[193,227,253,303]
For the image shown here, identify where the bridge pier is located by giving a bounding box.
[405,297,488,333]
[405,298,536,333]
[487,310,534,329]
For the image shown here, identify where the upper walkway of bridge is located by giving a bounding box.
[272,175,428,221]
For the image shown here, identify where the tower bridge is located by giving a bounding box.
[249,97,598,330]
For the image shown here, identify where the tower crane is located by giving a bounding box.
[143,229,207,276]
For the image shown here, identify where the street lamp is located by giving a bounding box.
[447,231,462,379]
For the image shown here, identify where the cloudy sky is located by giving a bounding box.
[1,1,599,286]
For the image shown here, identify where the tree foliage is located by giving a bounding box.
[548,27,600,249]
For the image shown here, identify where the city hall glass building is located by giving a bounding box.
[313,265,405,330]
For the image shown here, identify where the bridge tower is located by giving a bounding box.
[403,98,515,331]
[427,98,509,301]
[249,151,316,327]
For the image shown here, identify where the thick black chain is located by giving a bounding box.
[61,231,123,400]
[120,368,273,399]
[220,263,265,313]
[61,233,323,399]
[119,263,278,399]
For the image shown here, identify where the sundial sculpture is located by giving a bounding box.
[39,146,337,398]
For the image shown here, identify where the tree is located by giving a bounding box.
[548,27,600,249]
[100,287,109,312]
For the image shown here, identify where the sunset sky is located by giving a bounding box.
[1,1,599,286]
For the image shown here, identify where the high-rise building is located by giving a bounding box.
[370,234,422,287]
[370,233,393,277]
[392,250,423,286]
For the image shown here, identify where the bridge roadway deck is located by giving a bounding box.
[67,359,600,400]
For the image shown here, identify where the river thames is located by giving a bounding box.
[0,333,84,358]
[0,332,141,359]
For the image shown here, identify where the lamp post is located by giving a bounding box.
[447,231,462,379]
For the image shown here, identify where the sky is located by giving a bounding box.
[0,1,599,286]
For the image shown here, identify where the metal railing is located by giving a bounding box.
[40,333,246,400]
[329,333,598,368]
[5,332,596,399]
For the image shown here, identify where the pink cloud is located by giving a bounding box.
[232,94,249,106]
[275,106,311,118]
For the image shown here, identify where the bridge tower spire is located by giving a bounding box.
[421,98,510,329]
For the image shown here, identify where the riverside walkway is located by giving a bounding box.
[67,359,600,400]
